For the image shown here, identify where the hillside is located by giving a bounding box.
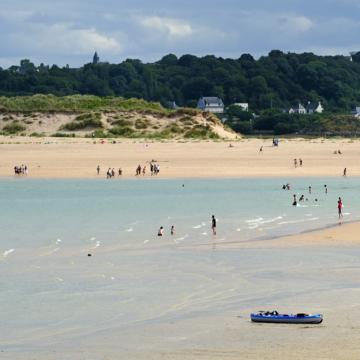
[2,52,360,112]
[0,95,237,140]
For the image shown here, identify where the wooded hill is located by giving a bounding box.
[2,51,360,112]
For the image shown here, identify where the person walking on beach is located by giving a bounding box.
[211,215,217,235]
[259,146,263,153]
[294,159,297,168]
[338,197,343,219]
[118,168,122,176]
[299,158,303,167]
[343,168,347,177]
[97,165,100,175]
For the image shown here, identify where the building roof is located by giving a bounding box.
[201,97,224,106]
[290,103,306,110]
[306,101,321,111]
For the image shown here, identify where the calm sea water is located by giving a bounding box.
[1,177,360,355]
[0,177,358,249]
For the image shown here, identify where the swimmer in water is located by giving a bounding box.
[158,226,164,236]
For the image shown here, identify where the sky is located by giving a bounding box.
[1,0,360,68]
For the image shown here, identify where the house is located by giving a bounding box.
[306,101,324,114]
[197,97,224,113]
[351,107,360,117]
[166,101,179,110]
[233,103,249,111]
[288,103,306,115]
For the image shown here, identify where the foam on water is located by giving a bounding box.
[3,249,15,258]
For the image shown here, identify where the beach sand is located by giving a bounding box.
[0,136,358,178]
[2,136,360,359]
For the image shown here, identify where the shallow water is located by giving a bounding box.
[1,178,360,356]
[0,177,358,249]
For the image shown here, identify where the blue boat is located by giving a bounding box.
[251,311,323,324]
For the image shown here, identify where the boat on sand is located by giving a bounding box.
[251,311,323,324]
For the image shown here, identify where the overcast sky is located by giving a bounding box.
[1,0,360,68]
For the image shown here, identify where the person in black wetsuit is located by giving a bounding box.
[211,215,217,235]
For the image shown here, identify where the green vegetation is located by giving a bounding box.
[61,112,103,130]
[2,52,360,113]
[0,94,166,113]
[2,121,26,134]
[226,111,360,136]
[184,125,220,139]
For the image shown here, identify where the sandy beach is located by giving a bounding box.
[0,136,359,178]
[2,136,360,360]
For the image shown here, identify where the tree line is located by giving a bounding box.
[1,51,360,113]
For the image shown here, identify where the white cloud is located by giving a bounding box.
[276,14,314,33]
[0,10,34,21]
[20,23,123,55]
[139,16,193,38]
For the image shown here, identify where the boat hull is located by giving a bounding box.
[251,314,323,324]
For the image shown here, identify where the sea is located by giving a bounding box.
[1,177,360,357]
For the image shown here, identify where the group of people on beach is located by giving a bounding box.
[97,162,161,178]
[14,164,28,176]
[105,167,122,178]
[293,158,303,168]
[136,162,160,176]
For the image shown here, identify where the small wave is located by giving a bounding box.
[192,225,202,229]
[236,228,241,232]
[175,234,189,242]
[92,241,101,249]
[259,216,283,225]
[278,217,319,225]
[90,237,96,241]
[3,249,15,258]
[126,228,133,232]
[56,239,62,244]
[143,240,150,244]
[246,217,263,223]
[201,232,208,236]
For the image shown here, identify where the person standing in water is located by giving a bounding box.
[324,185,328,194]
[308,186,312,194]
[97,165,100,175]
[292,194,297,206]
[343,168,347,177]
[211,215,217,235]
[158,226,164,236]
[170,225,175,235]
[338,197,343,219]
